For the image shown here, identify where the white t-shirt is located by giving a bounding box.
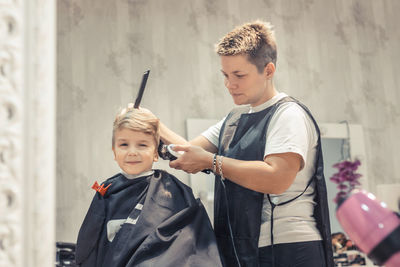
[202,92,322,247]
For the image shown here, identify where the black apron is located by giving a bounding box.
[76,169,222,267]
[214,97,334,267]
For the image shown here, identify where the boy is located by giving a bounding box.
[75,108,222,267]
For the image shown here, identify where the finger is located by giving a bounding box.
[170,144,190,152]
[192,168,201,174]
[128,103,134,109]
[169,160,179,169]
[138,106,149,112]
[119,108,127,116]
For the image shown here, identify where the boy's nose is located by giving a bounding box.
[128,149,138,156]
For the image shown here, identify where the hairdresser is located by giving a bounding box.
[136,21,334,267]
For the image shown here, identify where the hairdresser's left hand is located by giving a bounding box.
[169,144,212,174]
[118,102,135,116]
[119,103,154,117]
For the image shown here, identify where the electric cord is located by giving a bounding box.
[220,177,242,267]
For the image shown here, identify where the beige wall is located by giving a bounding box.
[57,0,400,242]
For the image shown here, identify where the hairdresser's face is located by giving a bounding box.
[220,55,273,107]
[112,129,158,175]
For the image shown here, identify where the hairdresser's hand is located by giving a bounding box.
[120,104,188,147]
[119,103,154,116]
[169,144,213,174]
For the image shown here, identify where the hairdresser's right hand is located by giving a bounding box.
[168,144,213,174]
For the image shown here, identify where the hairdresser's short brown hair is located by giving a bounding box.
[215,20,277,73]
[112,108,160,148]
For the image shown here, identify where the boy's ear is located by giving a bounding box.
[112,147,116,160]
[153,150,158,162]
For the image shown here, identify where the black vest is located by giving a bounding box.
[214,97,334,267]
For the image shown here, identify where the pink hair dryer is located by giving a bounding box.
[336,189,400,267]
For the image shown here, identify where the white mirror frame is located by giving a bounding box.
[0,1,56,266]
[319,123,369,191]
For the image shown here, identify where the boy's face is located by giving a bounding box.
[112,128,158,175]
[220,54,273,107]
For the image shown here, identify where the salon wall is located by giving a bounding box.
[57,0,400,242]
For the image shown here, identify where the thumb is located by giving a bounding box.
[170,144,190,152]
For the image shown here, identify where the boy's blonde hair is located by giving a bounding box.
[215,20,277,73]
[112,108,160,149]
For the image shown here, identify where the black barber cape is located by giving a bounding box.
[75,169,222,267]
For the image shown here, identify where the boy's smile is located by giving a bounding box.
[112,129,158,175]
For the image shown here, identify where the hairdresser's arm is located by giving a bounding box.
[128,105,217,153]
[217,152,301,194]
[170,144,301,194]
[158,121,190,145]
[159,122,218,153]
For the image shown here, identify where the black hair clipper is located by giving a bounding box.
[157,140,211,174]
[158,140,178,161]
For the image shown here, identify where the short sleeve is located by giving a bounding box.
[201,117,225,147]
[264,103,317,168]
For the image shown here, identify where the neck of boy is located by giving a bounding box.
[121,170,154,179]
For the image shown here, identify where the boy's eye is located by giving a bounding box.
[236,74,245,78]
[139,143,148,147]
[119,143,128,147]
